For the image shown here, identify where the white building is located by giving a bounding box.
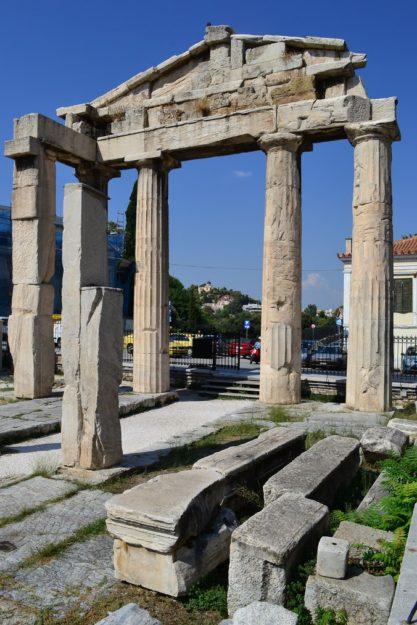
[339,236,417,368]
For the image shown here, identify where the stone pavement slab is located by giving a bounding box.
[0,395,256,483]
[0,489,110,572]
[1,534,115,616]
[0,476,78,521]
[0,390,178,447]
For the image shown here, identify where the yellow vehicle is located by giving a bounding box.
[169,333,193,357]
[122,333,193,357]
[123,333,134,354]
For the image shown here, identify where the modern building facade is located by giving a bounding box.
[0,205,133,318]
[339,235,417,336]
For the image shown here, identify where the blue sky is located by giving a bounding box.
[1,0,415,308]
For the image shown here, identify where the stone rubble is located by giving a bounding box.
[106,427,305,596]
[95,603,162,625]
[387,418,417,444]
[360,426,409,461]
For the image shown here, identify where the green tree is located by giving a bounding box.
[187,286,204,332]
[169,276,188,329]
[123,180,137,260]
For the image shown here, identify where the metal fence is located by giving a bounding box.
[122,332,243,370]
[301,336,348,375]
[393,335,417,382]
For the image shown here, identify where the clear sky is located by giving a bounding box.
[1,0,415,308]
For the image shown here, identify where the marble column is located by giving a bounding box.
[8,146,56,398]
[345,122,397,412]
[258,132,303,404]
[133,158,175,393]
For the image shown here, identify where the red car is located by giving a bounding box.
[228,340,253,358]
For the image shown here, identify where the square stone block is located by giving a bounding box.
[316,536,349,579]
[8,313,55,398]
[12,218,55,284]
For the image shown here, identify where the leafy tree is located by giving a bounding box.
[123,180,137,260]
[107,221,119,233]
[169,276,188,328]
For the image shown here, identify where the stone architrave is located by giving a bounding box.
[258,133,303,405]
[79,286,123,469]
[133,158,174,394]
[345,122,398,412]
[61,183,109,467]
[8,147,56,398]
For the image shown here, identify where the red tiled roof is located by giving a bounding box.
[338,235,417,259]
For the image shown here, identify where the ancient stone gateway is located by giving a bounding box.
[5,25,400,419]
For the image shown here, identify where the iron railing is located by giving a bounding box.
[122,332,243,370]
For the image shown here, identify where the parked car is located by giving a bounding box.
[402,346,417,373]
[228,340,253,358]
[306,344,347,369]
[169,334,190,357]
[123,334,134,354]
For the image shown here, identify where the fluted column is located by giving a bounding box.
[345,122,397,412]
[259,132,303,404]
[133,157,176,393]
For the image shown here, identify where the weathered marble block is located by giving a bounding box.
[106,468,227,553]
[361,426,408,461]
[263,435,360,507]
[194,427,305,495]
[113,508,237,596]
[305,571,395,625]
[316,536,349,579]
[227,493,329,615]
[8,312,55,398]
[78,286,123,470]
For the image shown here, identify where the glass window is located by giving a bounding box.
[394,278,413,314]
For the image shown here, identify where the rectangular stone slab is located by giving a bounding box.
[0,489,110,572]
[0,476,78,521]
[227,493,329,614]
[193,427,305,485]
[305,571,395,625]
[106,468,227,553]
[263,435,360,507]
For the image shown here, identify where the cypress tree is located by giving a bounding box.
[123,179,138,260]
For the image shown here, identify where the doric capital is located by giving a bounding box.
[258,132,303,154]
[345,121,400,147]
[75,162,120,193]
[135,152,181,172]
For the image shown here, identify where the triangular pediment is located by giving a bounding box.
[57,25,367,137]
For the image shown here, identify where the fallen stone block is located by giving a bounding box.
[357,473,389,511]
[227,493,329,614]
[113,508,237,596]
[361,426,408,461]
[263,435,360,507]
[95,603,161,625]
[334,520,394,553]
[316,536,349,579]
[106,468,227,553]
[305,570,395,625]
[388,503,417,625]
[194,427,305,496]
[228,601,298,625]
[387,418,417,444]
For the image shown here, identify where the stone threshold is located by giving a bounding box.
[0,390,178,447]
